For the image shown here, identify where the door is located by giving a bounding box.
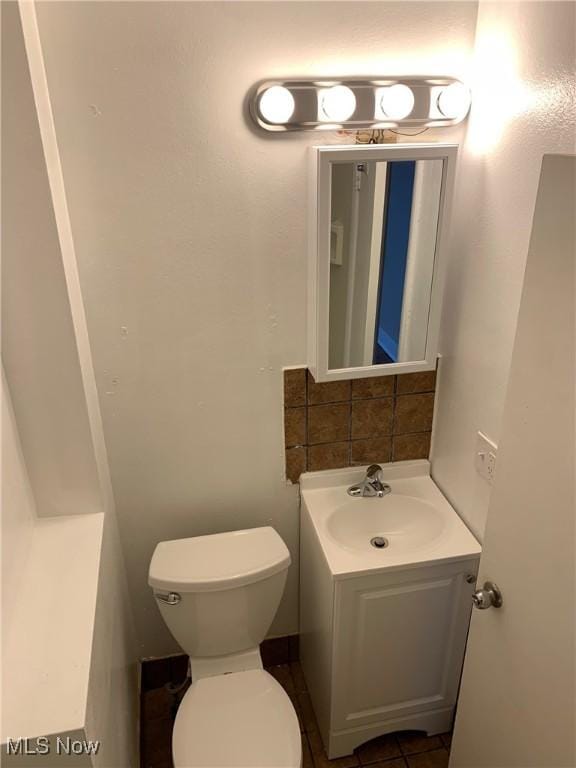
[450,155,575,767]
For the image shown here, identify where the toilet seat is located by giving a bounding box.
[172,668,302,768]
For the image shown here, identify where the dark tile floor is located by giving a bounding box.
[140,657,452,768]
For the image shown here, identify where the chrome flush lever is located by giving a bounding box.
[155,592,181,605]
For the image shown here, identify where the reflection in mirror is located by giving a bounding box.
[328,158,443,370]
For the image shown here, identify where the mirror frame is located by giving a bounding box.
[308,142,457,381]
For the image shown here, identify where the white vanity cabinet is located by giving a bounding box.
[299,463,481,759]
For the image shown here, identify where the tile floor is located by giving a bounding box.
[140,657,452,768]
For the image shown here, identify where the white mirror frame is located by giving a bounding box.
[308,142,457,382]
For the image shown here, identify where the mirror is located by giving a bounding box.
[309,144,457,382]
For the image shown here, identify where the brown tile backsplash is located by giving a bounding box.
[284,407,306,447]
[307,374,351,405]
[392,432,432,462]
[351,437,393,466]
[394,393,435,434]
[284,368,307,407]
[351,397,394,439]
[286,446,307,483]
[396,370,437,394]
[308,442,349,472]
[283,368,436,482]
[351,375,395,399]
[308,403,350,444]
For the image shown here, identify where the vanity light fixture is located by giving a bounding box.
[376,84,415,120]
[319,85,357,122]
[250,77,471,132]
[258,85,295,124]
[436,81,472,119]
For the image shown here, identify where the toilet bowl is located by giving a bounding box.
[148,527,301,768]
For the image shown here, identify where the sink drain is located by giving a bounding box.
[370,536,389,549]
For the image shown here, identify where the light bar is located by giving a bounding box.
[250,77,471,132]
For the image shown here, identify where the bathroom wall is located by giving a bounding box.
[1,3,138,763]
[33,0,478,657]
[1,372,36,634]
[1,0,105,520]
[432,0,576,539]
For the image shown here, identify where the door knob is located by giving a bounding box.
[472,581,503,610]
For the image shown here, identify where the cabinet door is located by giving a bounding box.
[332,562,476,731]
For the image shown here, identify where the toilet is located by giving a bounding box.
[148,526,302,768]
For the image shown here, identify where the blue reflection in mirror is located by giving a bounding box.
[373,161,416,364]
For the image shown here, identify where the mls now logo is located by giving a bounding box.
[6,736,100,756]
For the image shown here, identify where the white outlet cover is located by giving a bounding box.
[476,431,498,486]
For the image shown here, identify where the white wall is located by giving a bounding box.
[1,3,139,763]
[34,0,478,657]
[1,372,36,635]
[1,0,105,520]
[432,0,576,539]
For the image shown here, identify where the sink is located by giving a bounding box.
[300,460,481,577]
[327,494,445,553]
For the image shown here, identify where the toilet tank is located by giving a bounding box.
[148,527,291,658]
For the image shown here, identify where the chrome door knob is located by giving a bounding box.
[472,581,503,610]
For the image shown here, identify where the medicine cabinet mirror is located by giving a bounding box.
[308,143,457,381]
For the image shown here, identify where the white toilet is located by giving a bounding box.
[148,526,302,768]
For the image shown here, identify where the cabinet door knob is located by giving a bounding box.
[472,581,503,610]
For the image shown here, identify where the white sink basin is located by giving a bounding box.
[327,494,445,553]
[301,460,481,577]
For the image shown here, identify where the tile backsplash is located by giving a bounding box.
[283,368,436,483]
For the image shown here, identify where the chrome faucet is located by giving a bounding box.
[347,464,391,498]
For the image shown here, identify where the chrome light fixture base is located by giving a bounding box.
[250,76,471,132]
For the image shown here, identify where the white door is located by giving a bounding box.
[450,155,575,767]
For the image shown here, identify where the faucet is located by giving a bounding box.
[347,464,391,498]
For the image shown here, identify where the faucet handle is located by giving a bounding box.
[366,464,384,479]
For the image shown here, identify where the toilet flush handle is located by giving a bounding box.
[155,591,181,605]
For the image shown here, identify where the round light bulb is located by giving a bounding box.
[258,85,295,124]
[437,82,471,119]
[378,84,414,120]
[319,85,356,122]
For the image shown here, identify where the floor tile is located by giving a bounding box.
[297,690,319,733]
[261,636,291,666]
[440,732,452,750]
[169,654,189,684]
[308,726,360,768]
[142,687,173,722]
[406,748,449,768]
[397,732,443,756]
[142,717,172,766]
[357,733,402,764]
[268,663,297,696]
[141,658,172,691]
[302,733,314,768]
[365,760,407,768]
[145,760,173,768]
[290,660,308,693]
[289,634,300,662]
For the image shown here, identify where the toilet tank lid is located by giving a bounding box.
[148,527,291,592]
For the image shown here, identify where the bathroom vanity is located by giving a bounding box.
[299,460,481,758]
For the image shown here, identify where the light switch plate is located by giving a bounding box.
[476,431,498,486]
